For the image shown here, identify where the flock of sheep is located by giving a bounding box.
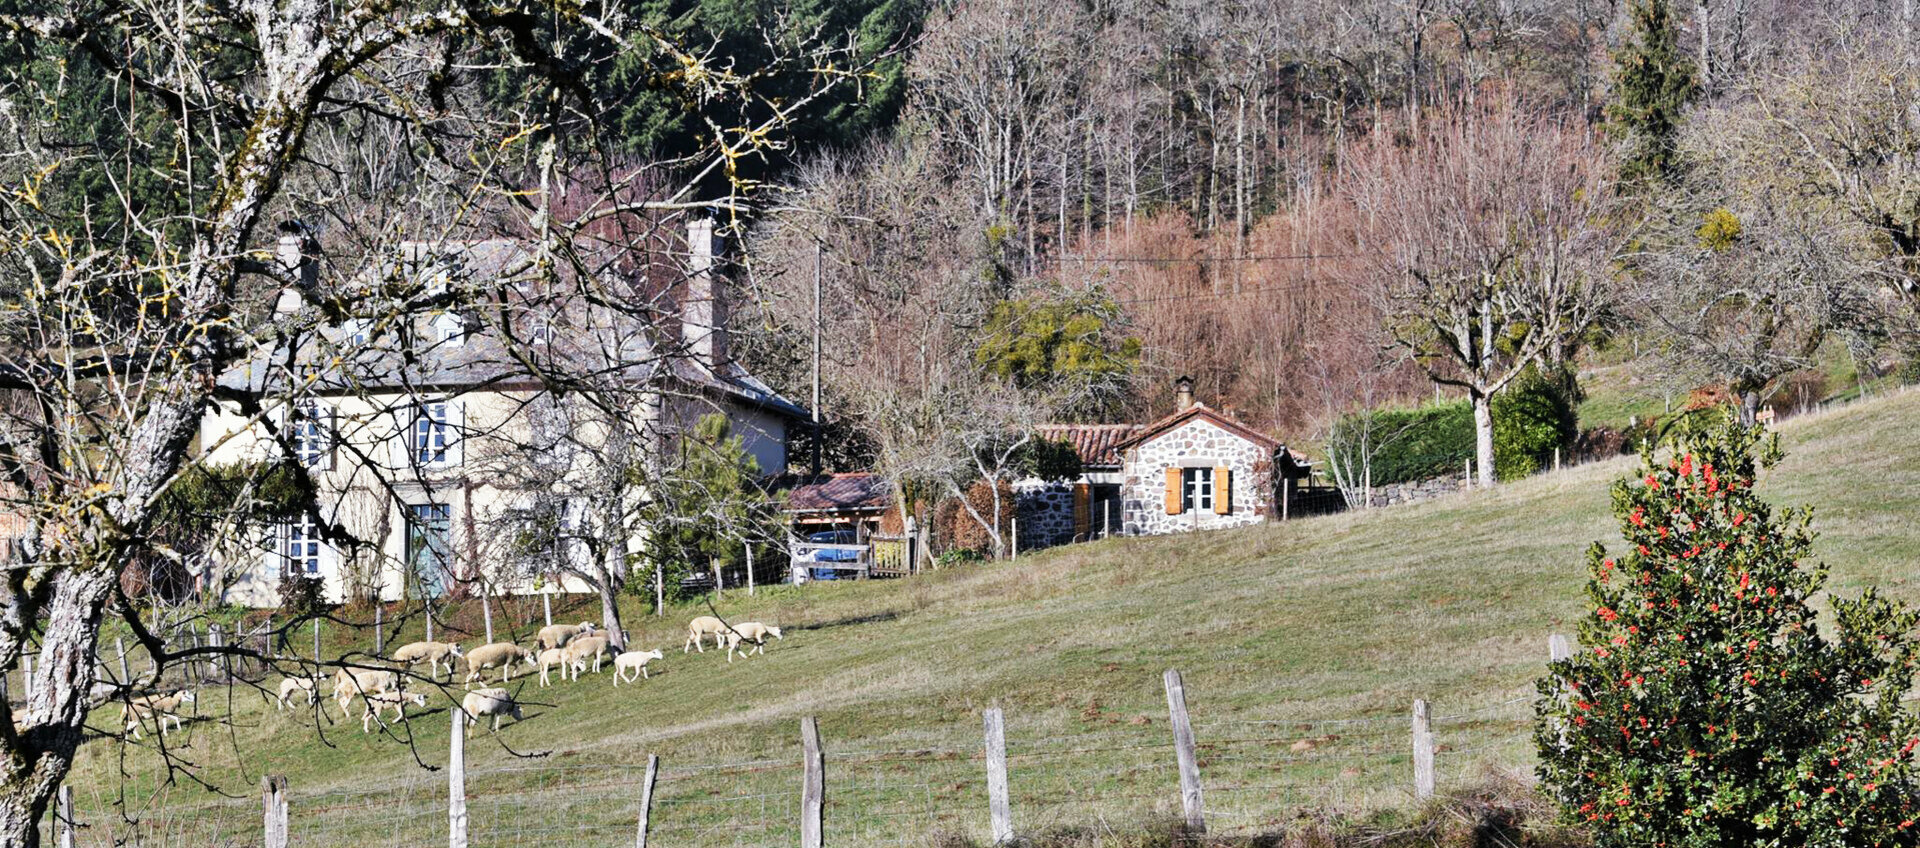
[246,615,787,739]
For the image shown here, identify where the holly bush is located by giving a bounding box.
[1536,414,1920,846]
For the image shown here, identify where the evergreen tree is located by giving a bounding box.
[1605,0,1696,184]
[1536,416,1920,846]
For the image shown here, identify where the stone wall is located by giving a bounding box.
[1120,418,1272,536]
[1013,479,1075,550]
[1364,474,1469,509]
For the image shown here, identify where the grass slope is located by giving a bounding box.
[63,389,1920,846]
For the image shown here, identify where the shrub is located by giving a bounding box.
[1330,400,1475,486]
[1535,415,1920,846]
[1491,365,1580,480]
[278,573,328,619]
[935,478,1016,556]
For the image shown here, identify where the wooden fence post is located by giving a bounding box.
[56,784,74,848]
[374,604,385,657]
[1464,458,1473,488]
[543,591,552,628]
[983,707,1012,844]
[746,544,756,597]
[1549,634,1571,663]
[312,619,321,664]
[800,716,824,848]
[634,753,659,848]
[263,617,274,659]
[115,638,129,684]
[481,590,494,644]
[1412,699,1435,800]
[425,607,434,644]
[1162,669,1206,833]
[1553,447,1562,472]
[449,707,467,848]
[262,775,288,848]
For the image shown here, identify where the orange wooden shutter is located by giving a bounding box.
[1214,466,1232,514]
[1164,468,1183,514]
[1072,483,1091,538]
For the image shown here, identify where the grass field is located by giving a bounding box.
[54,387,1920,846]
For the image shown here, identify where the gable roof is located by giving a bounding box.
[781,472,891,513]
[1033,423,1144,468]
[216,240,807,420]
[1111,402,1283,454]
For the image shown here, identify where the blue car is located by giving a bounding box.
[807,530,859,580]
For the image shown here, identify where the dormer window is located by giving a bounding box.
[431,312,466,345]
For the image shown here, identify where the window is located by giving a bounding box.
[291,402,332,469]
[344,319,372,346]
[430,312,465,345]
[1181,467,1214,513]
[413,400,460,466]
[281,513,325,577]
[406,503,452,598]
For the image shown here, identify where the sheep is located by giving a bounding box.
[121,690,196,739]
[536,621,598,652]
[331,668,400,716]
[684,616,727,653]
[361,690,430,733]
[563,635,611,681]
[611,649,665,685]
[463,642,533,684]
[275,676,322,711]
[723,623,783,662]
[459,687,523,738]
[535,647,571,687]
[390,640,464,681]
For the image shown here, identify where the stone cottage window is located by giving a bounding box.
[1182,467,1213,513]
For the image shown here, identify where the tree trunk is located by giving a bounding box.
[0,568,118,848]
[599,563,627,653]
[1472,388,1496,488]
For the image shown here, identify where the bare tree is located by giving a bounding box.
[1345,94,1620,486]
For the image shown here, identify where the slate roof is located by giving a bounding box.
[216,240,807,420]
[1032,423,1144,468]
[782,472,891,513]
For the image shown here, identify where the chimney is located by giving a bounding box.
[1174,375,1195,411]
[682,218,729,372]
[274,221,317,316]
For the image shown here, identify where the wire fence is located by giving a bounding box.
[49,678,1541,847]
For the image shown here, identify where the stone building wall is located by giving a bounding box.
[1120,419,1273,536]
[1013,479,1075,550]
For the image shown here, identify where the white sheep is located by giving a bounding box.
[563,635,611,680]
[463,642,533,684]
[611,649,665,685]
[723,623,783,662]
[390,640,464,681]
[536,621,598,651]
[331,668,400,716]
[535,647,571,687]
[460,687,523,737]
[275,676,321,711]
[361,690,430,733]
[122,690,196,739]
[684,616,727,653]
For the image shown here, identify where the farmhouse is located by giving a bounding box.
[1013,423,1140,549]
[198,220,806,607]
[1116,378,1291,536]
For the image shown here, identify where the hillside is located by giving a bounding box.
[64,390,1920,846]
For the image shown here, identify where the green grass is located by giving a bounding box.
[58,388,1920,846]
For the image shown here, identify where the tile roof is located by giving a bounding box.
[1112,402,1284,453]
[1033,423,1144,468]
[782,472,891,513]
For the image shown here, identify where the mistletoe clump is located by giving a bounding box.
[1536,415,1920,846]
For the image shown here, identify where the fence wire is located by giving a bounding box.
[50,693,1540,847]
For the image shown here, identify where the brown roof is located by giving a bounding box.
[1112,402,1284,454]
[783,472,891,513]
[1033,423,1144,468]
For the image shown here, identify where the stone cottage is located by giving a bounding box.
[1013,423,1141,549]
[1116,378,1285,536]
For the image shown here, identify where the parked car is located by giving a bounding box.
[805,529,860,580]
